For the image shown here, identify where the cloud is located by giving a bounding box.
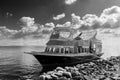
[1,6,120,40]
[71,6,120,30]
[0,26,18,39]
[20,17,35,26]
[42,22,55,34]
[71,13,83,29]
[65,0,77,5]
[20,17,43,34]
[55,13,82,29]
[53,13,65,20]
[99,6,120,28]
[11,17,46,39]
[56,21,71,28]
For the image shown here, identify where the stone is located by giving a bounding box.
[62,71,72,78]
[39,75,46,80]
[56,67,65,71]
[58,77,68,80]
[51,74,58,80]
[71,71,81,77]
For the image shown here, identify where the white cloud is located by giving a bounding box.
[3,6,120,40]
[20,17,35,27]
[82,14,99,26]
[53,13,65,20]
[56,21,71,28]
[65,0,77,5]
[0,26,18,39]
[20,17,38,33]
[99,6,120,28]
[71,13,83,29]
[42,22,55,34]
[69,6,120,30]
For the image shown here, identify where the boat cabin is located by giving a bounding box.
[45,27,102,54]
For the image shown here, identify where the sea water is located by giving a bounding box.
[0,46,45,80]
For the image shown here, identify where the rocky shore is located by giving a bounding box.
[38,56,120,80]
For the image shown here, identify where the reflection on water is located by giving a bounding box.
[0,46,45,79]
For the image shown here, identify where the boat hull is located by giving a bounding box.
[29,52,103,66]
[26,52,103,72]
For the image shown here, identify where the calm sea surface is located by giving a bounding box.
[0,46,45,80]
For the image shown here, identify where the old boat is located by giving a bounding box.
[26,27,103,66]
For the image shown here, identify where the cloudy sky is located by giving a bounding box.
[1,0,120,57]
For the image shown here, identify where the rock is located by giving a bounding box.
[104,77,111,80]
[84,75,93,80]
[39,75,46,80]
[62,71,72,78]
[45,74,52,80]
[26,79,33,80]
[72,76,84,80]
[56,67,65,72]
[71,71,81,78]
[39,56,120,80]
[54,71,63,77]
[47,71,55,75]
[58,77,68,80]
[51,74,58,80]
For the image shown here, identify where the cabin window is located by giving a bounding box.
[45,47,48,52]
[86,48,89,53]
[48,48,51,52]
[69,48,73,53]
[81,48,83,53]
[84,48,86,52]
[65,48,69,54]
[47,48,50,52]
[55,48,59,53]
[83,48,85,53]
[59,48,61,53]
[84,48,87,53]
[53,48,55,53]
[61,48,64,53]
[46,47,50,52]
[51,48,53,52]
[74,47,77,53]
[78,46,82,53]
[63,48,66,54]
[82,48,84,53]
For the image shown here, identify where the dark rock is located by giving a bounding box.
[51,74,58,80]
[57,77,68,80]
[62,71,72,78]
[72,76,85,80]
[54,71,63,77]
[71,71,81,78]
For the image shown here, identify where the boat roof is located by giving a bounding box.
[47,29,98,46]
[50,28,97,40]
